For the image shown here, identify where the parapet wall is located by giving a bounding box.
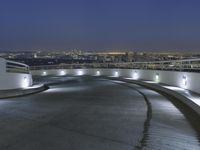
[31,68,200,94]
[0,58,32,90]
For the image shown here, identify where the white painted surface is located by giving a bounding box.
[0,58,32,90]
[31,68,200,94]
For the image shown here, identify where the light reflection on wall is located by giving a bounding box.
[182,75,187,87]
[22,76,29,88]
[178,75,188,89]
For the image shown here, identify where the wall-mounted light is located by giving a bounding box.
[182,75,187,86]
[22,76,29,88]
[114,71,119,77]
[96,71,100,76]
[60,70,66,76]
[155,73,159,81]
[77,70,83,76]
[42,71,47,76]
[132,71,138,79]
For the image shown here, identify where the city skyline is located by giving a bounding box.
[1,0,200,51]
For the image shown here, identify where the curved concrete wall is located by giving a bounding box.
[31,68,200,94]
[0,58,32,90]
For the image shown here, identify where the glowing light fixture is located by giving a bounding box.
[96,71,100,76]
[60,70,66,76]
[182,75,187,86]
[22,76,29,88]
[77,70,83,76]
[42,71,47,76]
[114,71,119,77]
[133,71,138,79]
[155,73,159,81]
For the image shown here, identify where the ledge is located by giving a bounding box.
[0,84,48,99]
[106,77,200,116]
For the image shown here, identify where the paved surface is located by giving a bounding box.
[0,76,199,150]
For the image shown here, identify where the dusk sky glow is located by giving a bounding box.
[0,0,200,51]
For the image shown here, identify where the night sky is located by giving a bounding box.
[0,0,200,51]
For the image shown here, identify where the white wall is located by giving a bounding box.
[0,58,32,90]
[0,58,6,75]
[31,68,200,94]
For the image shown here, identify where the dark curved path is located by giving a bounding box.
[0,76,199,150]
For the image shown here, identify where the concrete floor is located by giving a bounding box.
[0,76,199,150]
